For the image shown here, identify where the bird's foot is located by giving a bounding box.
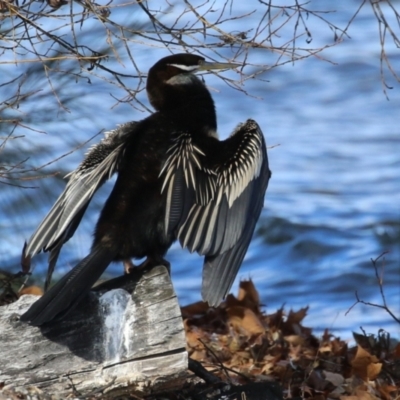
[123,259,137,275]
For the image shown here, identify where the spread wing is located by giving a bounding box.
[160,119,271,306]
[22,121,137,288]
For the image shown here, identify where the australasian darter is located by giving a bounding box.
[20,53,271,326]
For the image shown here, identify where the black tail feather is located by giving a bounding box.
[20,245,115,326]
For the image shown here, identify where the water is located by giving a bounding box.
[1,1,399,340]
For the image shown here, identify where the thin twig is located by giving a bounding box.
[346,252,400,324]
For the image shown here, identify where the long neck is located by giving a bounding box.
[147,74,217,131]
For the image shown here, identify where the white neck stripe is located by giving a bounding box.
[167,63,199,72]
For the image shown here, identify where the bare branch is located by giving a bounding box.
[1,0,399,184]
[346,252,400,325]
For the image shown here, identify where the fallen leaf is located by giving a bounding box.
[19,286,43,296]
[353,387,379,400]
[184,320,204,350]
[351,345,382,381]
[190,349,206,361]
[237,280,260,310]
[288,343,302,361]
[286,306,309,325]
[366,362,382,381]
[227,306,265,336]
[376,382,399,400]
[284,334,305,347]
[340,395,359,400]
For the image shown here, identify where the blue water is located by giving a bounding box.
[1,1,399,339]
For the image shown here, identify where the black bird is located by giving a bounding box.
[20,53,271,326]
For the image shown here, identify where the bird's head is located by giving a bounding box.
[146,53,239,111]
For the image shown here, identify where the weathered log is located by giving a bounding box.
[0,265,188,397]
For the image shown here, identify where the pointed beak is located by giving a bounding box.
[198,60,240,71]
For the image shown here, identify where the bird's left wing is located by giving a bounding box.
[160,119,271,306]
[22,122,137,288]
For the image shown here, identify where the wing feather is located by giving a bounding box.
[160,119,271,306]
[22,121,137,277]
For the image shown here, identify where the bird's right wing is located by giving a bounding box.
[160,119,271,306]
[22,121,137,286]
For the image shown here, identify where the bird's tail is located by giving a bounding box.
[20,245,115,326]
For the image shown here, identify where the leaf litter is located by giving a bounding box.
[181,280,400,400]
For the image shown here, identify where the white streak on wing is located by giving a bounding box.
[192,145,205,157]
[188,160,196,189]
[180,205,202,250]
[216,125,265,208]
[164,174,174,234]
[161,120,266,258]
[200,199,220,253]
[25,202,65,255]
[161,163,175,193]
[50,144,124,243]
[191,203,211,250]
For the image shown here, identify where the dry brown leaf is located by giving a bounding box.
[341,396,360,400]
[331,338,348,356]
[288,344,302,361]
[351,345,382,381]
[225,293,242,308]
[265,307,285,329]
[319,341,333,353]
[227,306,265,335]
[237,280,259,305]
[19,286,43,296]
[342,382,380,400]
[354,387,379,400]
[376,383,399,400]
[286,306,309,325]
[185,330,201,350]
[366,362,382,381]
[261,353,281,376]
[261,360,275,374]
[179,280,396,398]
[184,319,205,350]
[284,334,305,347]
[226,336,241,353]
[190,349,207,361]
